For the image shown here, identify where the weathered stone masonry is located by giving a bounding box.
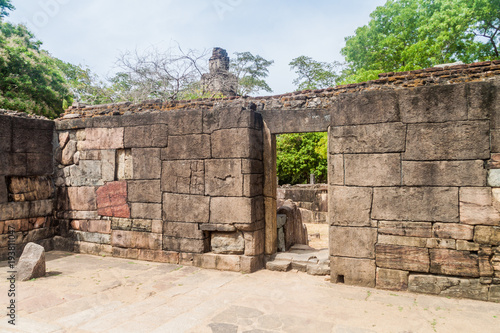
[2,61,500,302]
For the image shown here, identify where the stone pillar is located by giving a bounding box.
[263,122,277,255]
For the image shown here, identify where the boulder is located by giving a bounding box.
[17,243,46,281]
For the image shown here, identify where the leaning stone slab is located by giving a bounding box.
[17,243,46,281]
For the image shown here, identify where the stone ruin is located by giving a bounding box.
[1,60,500,302]
[201,47,238,97]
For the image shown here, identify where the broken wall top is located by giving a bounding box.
[60,60,500,120]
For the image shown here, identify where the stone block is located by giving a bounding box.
[344,154,400,186]
[210,197,263,224]
[111,230,162,249]
[492,130,500,153]
[9,176,53,202]
[430,249,479,277]
[116,149,133,180]
[200,223,237,232]
[96,181,130,218]
[408,275,489,300]
[29,200,53,217]
[70,230,111,245]
[240,255,264,273]
[329,154,344,186]
[61,140,77,165]
[163,193,210,223]
[329,226,377,259]
[161,160,204,195]
[474,226,500,245]
[211,232,245,254]
[330,257,376,287]
[72,220,111,234]
[12,128,53,153]
[152,250,179,264]
[17,243,45,281]
[334,90,399,126]
[400,84,467,123]
[266,260,291,272]
[128,180,161,203]
[75,241,112,256]
[467,81,493,120]
[163,221,206,239]
[372,187,459,222]
[100,150,116,182]
[456,240,480,252]
[403,160,486,186]
[163,236,207,253]
[329,123,406,154]
[264,197,277,255]
[66,160,103,186]
[193,253,217,269]
[124,124,168,148]
[243,174,263,197]
[330,186,372,227]
[0,153,26,176]
[426,238,456,249]
[203,107,262,133]
[460,188,500,226]
[205,159,243,196]
[211,128,262,159]
[262,124,276,199]
[376,268,409,291]
[375,244,429,272]
[404,121,489,160]
[479,255,494,277]
[0,116,11,152]
[378,221,432,238]
[489,286,500,302]
[433,223,474,240]
[0,176,7,204]
[65,186,97,211]
[162,134,210,160]
[26,153,53,176]
[488,169,500,187]
[52,236,74,252]
[378,235,427,248]
[131,148,161,180]
[215,254,241,272]
[243,229,264,256]
[82,127,124,150]
[165,109,203,135]
[242,159,264,174]
[131,203,161,220]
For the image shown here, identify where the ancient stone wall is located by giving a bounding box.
[328,80,500,302]
[0,113,55,260]
[277,184,328,224]
[53,107,265,272]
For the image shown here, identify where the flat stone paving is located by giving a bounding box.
[0,251,499,333]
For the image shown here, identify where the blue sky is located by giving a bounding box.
[8,0,387,95]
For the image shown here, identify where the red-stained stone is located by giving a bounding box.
[96,181,130,218]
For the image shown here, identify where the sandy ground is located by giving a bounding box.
[1,251,499,332]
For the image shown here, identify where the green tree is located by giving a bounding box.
[276,132,328,185]
[230,51,274,95]
[289,56,342,90]
[56,60,113,105]
[0,0,13,18]
[0,22,71,118]
[341,0,500,83]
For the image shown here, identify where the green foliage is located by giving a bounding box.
[0,0,14,19]
[341,0,500,83]
[289,56,342,90]
[0,22,71,118]
[56,60,113,105]
[230,51,274,95]
[276,132,327,185]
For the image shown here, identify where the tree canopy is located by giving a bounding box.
[341,0,500,82]
[230,52,274,95]
[289,56,342,90]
